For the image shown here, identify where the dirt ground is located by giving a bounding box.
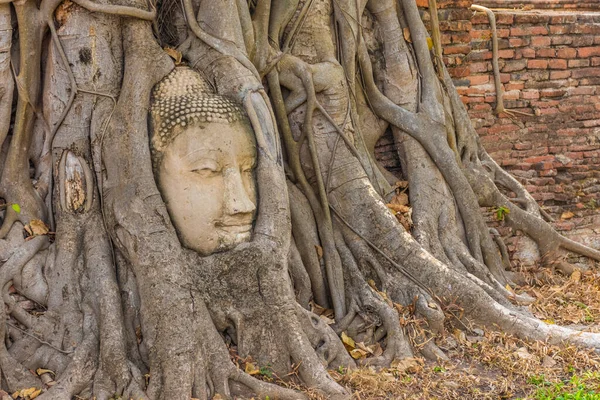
[234,252,600,399]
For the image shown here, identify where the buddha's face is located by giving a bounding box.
[156,121,257,255]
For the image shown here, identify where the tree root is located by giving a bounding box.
[0,5,13,151]
[71,0,155,21]
[465,162,600,268]
[334,224,414,365]
[470,5,534,117]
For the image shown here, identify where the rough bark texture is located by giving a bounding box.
[0,0,598,399]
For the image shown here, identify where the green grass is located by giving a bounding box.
[525,372,600,400]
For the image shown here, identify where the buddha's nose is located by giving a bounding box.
[223,167,256,216]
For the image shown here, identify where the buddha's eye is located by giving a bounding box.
[191,168,219,177]
[191,161,220,177]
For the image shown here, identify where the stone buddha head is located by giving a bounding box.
[150,66,257,256]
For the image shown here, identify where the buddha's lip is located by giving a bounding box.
[217,223,253,234]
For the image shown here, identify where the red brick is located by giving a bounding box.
[498,49,515,59]
[462,96,485,104]
[550,70,571,79]
[524,155,554,163]
[531,36,552,47]
[444,44,471,55]
[535,107,560,116]
[514,143,532,150]
[568,59,591,68]
[509,27,526,36]
[484,93,497,103]
[497,29,511,39]
[470,29,491,41]
[552,36,573,46]
[565,152,584,160]
[530,26,549,35]
[502,59,527,73]
[572,36,595,47]
[528,59,549,69]
[521,90,540,100]
[568,86,596,96]
[541,88,566,98]
[550,15,577,24]
[572,68,600,79]
[549,25,568,35]
[451,32,472,44]
[503,90,520,100]
[506,82,524,91]
[592,57,600,67]
[539,169,558,177]
[496,13,515,25]
[537,48,556,58]
[548,59,568,70]
[488,124,520,135]
[517,48,536,58]
[439,20,472,32]
[449,66,470,78]
[466,84,495,95]
[471,103,493,111]
[556,48,577,59]
[470,62,490,73]
[468,75,490,85]
[514,14,550,24]
[577,47,600,58]
[509,38,529,47]
[467,50,493,61]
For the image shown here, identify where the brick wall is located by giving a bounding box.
[375,2,600,226]
[477,0,600,11]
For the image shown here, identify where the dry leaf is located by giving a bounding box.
[403,27,412,43]
[367,279,377,290]
[315,245,323,259]
[244,362,260,375]
[36,368,54,377]
[164,47,182,64]
[395,180,409,189]
[390,192,409,206]
[570,269,581,283]
[12,387,41,399]
[390,357,423,373]
[560,211,574,220]
[542,355,557,368]
[514,347,535,361]
[341,332,356,350]
[30,220,49,236]
[350,348,368,359]
[453,329,467,344]
[310,302,334,319]
[356,341,374,354]
[387,203,410,214]
[371,342,384,357]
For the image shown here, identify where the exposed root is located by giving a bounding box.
[296,304,355,369]
[334,224,414,365]
[470,5,534,117]
[71,0,155,20]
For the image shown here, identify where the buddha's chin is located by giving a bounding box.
[216,225,253,252]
